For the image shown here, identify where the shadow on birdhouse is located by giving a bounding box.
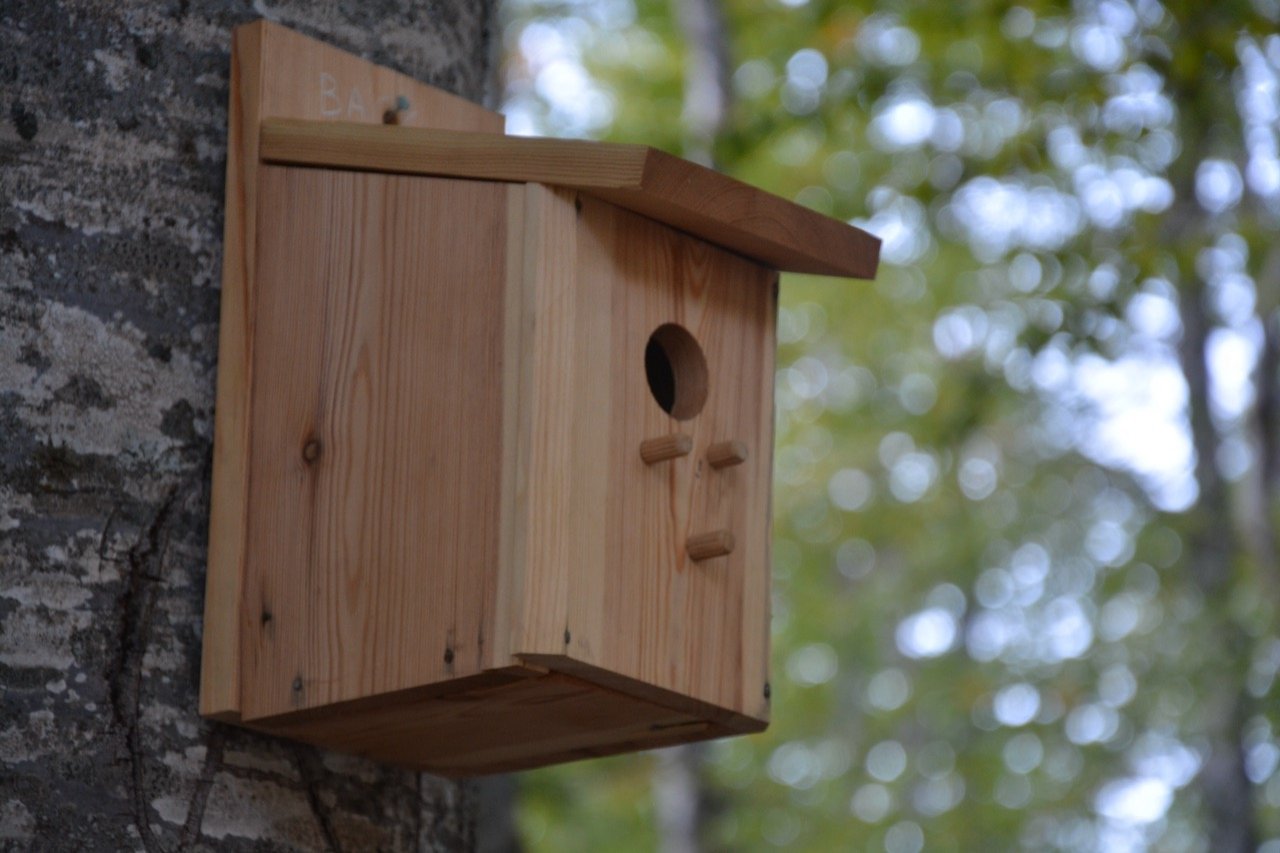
[200,20,880,776]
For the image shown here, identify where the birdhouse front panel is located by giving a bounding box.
[504,189,775,726]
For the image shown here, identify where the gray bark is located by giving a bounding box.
[0,1,498,849]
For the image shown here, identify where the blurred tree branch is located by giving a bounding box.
[670,0,731,166]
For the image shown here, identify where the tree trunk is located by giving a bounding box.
[0,2,496,849]
[670,0,731,168]
[1178,284,1258,853]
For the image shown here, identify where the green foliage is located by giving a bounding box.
[500,0,1280,849]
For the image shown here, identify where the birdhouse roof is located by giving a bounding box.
[260,119,881,279]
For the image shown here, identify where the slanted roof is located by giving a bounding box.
[259,119,881,279]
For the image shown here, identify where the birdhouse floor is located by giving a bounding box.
[246,662,761,776]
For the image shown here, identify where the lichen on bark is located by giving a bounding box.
[1,2,497,849]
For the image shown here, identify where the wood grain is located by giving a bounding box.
[259,119,881,279]
[253,23,502,135]
[517,654,766,733]
[220,171,774,759]
[507,195,776,722]
[201,20,501,719]
[252,668,732,776]
[202,21,265,721]
[493,184,613,662]
[238,167,509,721]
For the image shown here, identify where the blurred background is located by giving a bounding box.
[492,1,1280,850]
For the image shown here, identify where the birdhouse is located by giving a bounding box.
[200,21,880,776]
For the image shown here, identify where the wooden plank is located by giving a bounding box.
[743,276,778,723]
[563,196,616,667]
[490,186,528,669]
[562,196,775,722]
[258,119,882,279]
[236,165,331,717]
[202,21,263,720]
[492,185,617,668]
[239,168,509,721]
[253,21,502,133]
[503,185,584,658]
[434,723,723,777]
[519,653,766,734]
[253,669,730,777]
[261,118,650,185]
[202,20,501,720]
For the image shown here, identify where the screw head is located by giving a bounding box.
[763,682,772,700]
[292,676,303,692]
[444,647,455,664]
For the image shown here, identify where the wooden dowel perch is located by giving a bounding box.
[707,440,748,469]
[687,530,735,561]
[641,433,693,464]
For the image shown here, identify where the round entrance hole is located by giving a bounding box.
[644,323,708,421]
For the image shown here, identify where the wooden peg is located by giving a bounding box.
[686,530,735,561]
[707,440,748,469]
[640,433,693,465]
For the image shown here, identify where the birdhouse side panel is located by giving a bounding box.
[239,166,510,720]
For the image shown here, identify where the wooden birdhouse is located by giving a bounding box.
[200,21,880,776]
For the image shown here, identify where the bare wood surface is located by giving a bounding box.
[202,21,265,721]
[202,20,501,719]
[517,654,766,733]
[490,185,587,662]
[492,185,530,669]
[254,668,733,776]
[491,190,772,725]
[259,119,881,279]
[238,167,509,721]
[546,196,775,720]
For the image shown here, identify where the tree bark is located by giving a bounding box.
[1,2,495,849]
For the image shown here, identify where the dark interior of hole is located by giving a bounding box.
[645,337,676,415]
